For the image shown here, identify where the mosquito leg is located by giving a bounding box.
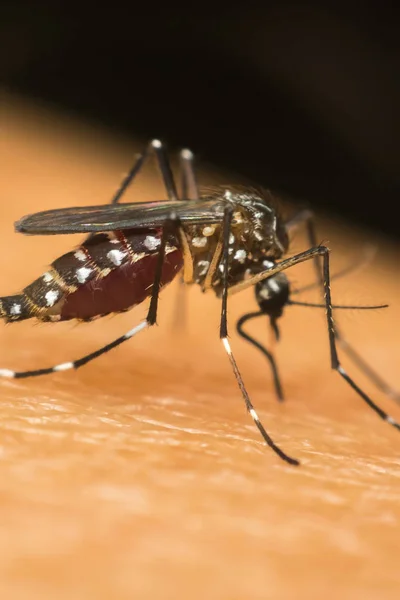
[230,208,317,404]
[179,148,199,201]
[102,137,178,207]
[319,246,400,428]
[172,147,200,330]
[0,321,149,379]
[84,150,147,242]
[0,214,181,380]
[295,212,400,403]
[218,206,299,465]
[150,140,179,201]
[292,246,376,295]
[85,138,179,244]
[109,138,180,205]
[146,212,181,325]
[333,336,400,403]
[229,245,400,431]
[109,152,147,205]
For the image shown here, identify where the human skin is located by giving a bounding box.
[0,94,399,600]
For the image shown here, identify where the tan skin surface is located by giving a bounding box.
[1,95,400,599]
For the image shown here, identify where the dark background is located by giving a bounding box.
[1,2,399,239]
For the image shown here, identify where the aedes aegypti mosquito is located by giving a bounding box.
[0,139,398,465]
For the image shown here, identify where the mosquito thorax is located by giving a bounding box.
[186,186,289,291]
[222,187,289,254]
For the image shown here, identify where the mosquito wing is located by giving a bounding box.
[15,199,225,235]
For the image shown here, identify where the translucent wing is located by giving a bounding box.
[15,199,225,235]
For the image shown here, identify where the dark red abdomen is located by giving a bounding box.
[60,247,182,320]
[0,227,183,323]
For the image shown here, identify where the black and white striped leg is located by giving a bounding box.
[0,321,149,379]
[0,214,180,380]
[219,206,299,465]
[230,245,400,433]
[85,139,180,244]
[319,247,400,429]
[297,212,400,404]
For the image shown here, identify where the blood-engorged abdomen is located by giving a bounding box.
[0,228,183,323]
[60,247,182,320]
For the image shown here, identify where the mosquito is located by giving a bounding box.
[0,139,398,465]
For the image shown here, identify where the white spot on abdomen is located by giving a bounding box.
[144,236,161,251]
[43,271,54,283]
[10,303,21,316]
[106,232,119,243]
[76,266,93,284]
[45,290,59,307]
[107,249,127,266]
[74,250,87,262]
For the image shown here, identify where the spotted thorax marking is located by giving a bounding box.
[197,260,210,277]
[192,237,208,248]
[224,190,233,201]
[233,211,243,224]
[234,249,247,264]
[202,225,216,237]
